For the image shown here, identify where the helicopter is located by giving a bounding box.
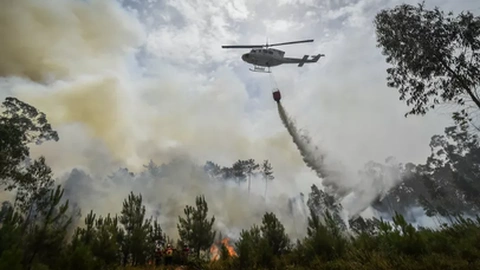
[221,39,324,73]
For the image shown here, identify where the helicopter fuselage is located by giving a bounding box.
[222,38,323,72]
[241,48,286,67]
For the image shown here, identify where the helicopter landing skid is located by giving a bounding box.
[249,66,271,73]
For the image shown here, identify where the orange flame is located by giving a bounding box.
[210,237,237,261]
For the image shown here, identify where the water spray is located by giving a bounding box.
[269,72,348,200]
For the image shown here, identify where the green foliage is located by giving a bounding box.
[119,192,155,266]
[0,97,59,191]
[233,212,290,269]
[177,195,216,258]
[23,184,72,268]
[374,2,480,128]
[235,224,261,269]
[307,184,346,232]
[292,207,348,267]
[372,123,480,221]
[70,210,123,269]
[0,248,23,270]
[260,212,290,256]
[65,243,96,270]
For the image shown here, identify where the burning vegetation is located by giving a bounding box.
[209,237,238,261]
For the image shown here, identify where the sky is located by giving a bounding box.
[138,0,479,167]
[1,0,479,238]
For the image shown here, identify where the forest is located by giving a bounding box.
[1,2,480,270]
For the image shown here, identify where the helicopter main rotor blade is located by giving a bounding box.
[268,39,314,47]
[222,45,264,49]
[222,39,314,48]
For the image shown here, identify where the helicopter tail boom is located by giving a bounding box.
[283,54,325,67]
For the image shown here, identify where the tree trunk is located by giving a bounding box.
[264,179,268,200]
[437,55,480,110]
[123,251,128,266]
[26,200,56,270]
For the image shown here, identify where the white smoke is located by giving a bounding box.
[0,0,437,242]
[59,159,309,240]
[0,0,316,241]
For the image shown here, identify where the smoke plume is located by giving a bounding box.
[0,0,315,240]
[0,0,411,240]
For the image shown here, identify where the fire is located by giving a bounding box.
[210,244,220,261]
[210,237,238,261]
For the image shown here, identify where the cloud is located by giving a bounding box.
[145,0,250,68]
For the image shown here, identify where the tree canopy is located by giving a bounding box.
[374,2,480,128]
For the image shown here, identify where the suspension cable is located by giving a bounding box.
[269,71,279,90]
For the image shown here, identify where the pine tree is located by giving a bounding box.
[119,192,151,266]
[260,212,290,257]
[232,159,260,193]
[261,160,274,199]
[177,195,216,258]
